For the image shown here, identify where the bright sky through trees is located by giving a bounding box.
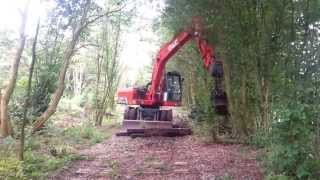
[0,0,165,85]
[119,0,165,85]
[0,0,48,35]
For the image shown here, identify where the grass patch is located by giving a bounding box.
[0,156,24,179]
[0,121,115,179]
[0,149,85,180]
[23,151,88,179]
[64,123,105,144]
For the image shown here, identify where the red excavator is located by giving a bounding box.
[116,18,228,137]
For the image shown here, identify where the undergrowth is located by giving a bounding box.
[64,123,105,144]
[0,121,114,179]
[249,103,320,180]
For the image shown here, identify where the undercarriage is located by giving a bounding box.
[123,106,172,121]
[116,106,192,137]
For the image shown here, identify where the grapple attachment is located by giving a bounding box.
[213,90,228,115]
[210,61,229,115]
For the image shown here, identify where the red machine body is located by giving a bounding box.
[118,30,219,107]
[117,19,227,125]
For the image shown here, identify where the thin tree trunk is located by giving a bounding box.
[95,54,102,125]
[19,19,40,160]
[259,77,269,131]
[239,72,249,138]
[316,114,320,159]
[0,1,30,137]
[32,30,80,132]
[189,70,196,105]
[32,0,94,131]
[32,0,123,131]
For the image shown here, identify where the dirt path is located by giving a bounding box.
[50,135,263,180]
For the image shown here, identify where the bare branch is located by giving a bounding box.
[82,5,126,29]
[74,43,99,52]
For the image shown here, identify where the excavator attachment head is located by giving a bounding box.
[214,92,228,115]
[192,16,204,35]
[210,61,224,78]
[210,60,228,115]
[212,87,228,115]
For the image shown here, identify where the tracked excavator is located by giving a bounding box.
[116,18,228,137]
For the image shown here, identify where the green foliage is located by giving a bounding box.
[0,156,24,179]
[0,137,16,154]
[0,125,101,179]
[0,118,115,179]
[22,150,80,179]
[0,150,86,179]
[57,97,83,116]
[249,130,271,148]
[161,0,320,178]
[32,66,61,117]
[64,123,105,144]
[79,91,89,107]
[25,137,42,151]
[0,138,23,179]
[9,77,32,130]
[264,103,319,179]
[0,147,76,179]
[266,174,292,180]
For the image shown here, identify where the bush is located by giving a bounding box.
[189,97,218,142]
[249,130,271,148]
[0,137,23,179]
[22,150,82,178]
[0,156,24,179]
[264,103,319,179]
[25,138,42,151]
[64,124,104,144]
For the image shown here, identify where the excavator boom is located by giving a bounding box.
[116,19,228,137]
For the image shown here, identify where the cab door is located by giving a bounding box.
[163,72,182,103]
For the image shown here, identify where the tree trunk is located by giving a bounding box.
[238,72,249,139]
[0,1,29,137]
[94,53,102,126]
[189,70,196,106]
[32,1,123,131]
[0,89,13,137]
[95,109,104,126]
[32,0,95,132]
[32,32,79,132]
[259,77,269,131]
[95,17,121,126]
[19,19,40,160]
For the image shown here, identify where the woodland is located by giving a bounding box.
[0,0,319,179]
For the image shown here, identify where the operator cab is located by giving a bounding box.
[163,71,182,102]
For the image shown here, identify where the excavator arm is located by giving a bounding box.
[145,27,226,112]
[116,19,227,136]
[147,31,192,102]
[117,19,228,115]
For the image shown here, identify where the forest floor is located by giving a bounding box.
[49,132,263,180]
